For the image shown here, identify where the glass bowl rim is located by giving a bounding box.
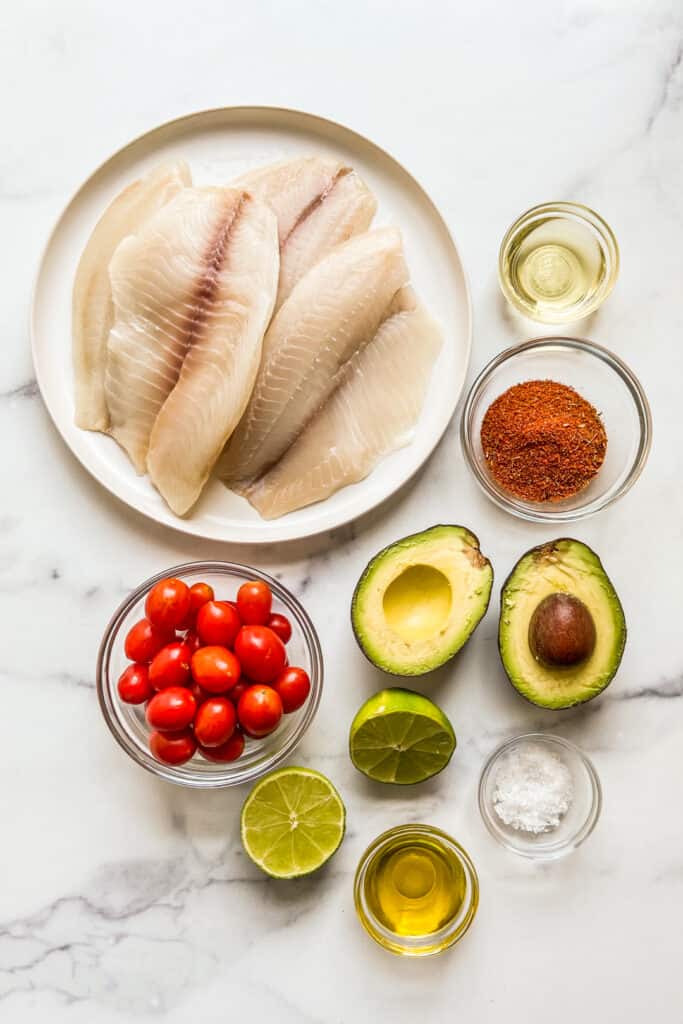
[477,732,602,860]
[96,560,323,789]
[353,823,479,956]
[460,334,652,522]
[497,200,620,322]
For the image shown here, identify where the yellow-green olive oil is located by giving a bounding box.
[364,833,466,937]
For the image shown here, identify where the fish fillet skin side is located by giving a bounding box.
[235,156,376,309]
[244,288,443,519]
[105,187,271,476]
[219,227,409,487]
[72,160,191,431]
[147,195,279,516]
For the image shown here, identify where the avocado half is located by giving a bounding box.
[351,525,493,676]
[499,538,626,709]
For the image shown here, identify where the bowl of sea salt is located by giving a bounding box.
[478,733,602,860]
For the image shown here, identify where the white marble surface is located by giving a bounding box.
[2,1,682,1020]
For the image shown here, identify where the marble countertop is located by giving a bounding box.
[2,2,681,1020]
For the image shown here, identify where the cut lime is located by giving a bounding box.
[349,688,456,784]
[241,767,346,878]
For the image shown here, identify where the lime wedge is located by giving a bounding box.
[241,767,346,878]
[349,688,456,784]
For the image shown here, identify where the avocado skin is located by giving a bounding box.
[351,524,493,677]
[498,538,627,709]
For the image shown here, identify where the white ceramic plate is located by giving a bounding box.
[32,107,472,543]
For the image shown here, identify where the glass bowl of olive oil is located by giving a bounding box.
[499,202,619,323]
[353,824,479,956]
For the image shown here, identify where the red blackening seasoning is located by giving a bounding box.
[480,380,607,502]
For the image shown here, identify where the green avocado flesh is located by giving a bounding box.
[499,538,626,709]
[351,525,493,676]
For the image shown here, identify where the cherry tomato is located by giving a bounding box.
[196,600,241,647]
[179,582,216,628]
[117,663,153,704]
[149,642,191,690]
[236,580,272,625]
[198,729,245,762]
[228,679,250,705]
[149,729,196,765]
[194,697,237,748]
[191,645,241,694]
[189,680,210,706]
[146,687,196,732]
[237,684,283,738]
[145,578,191,632]
[183,628,203,654]
[266,612,292,644]
[272,666,311,713]
[124,618,171,663]
[234,625,287,684]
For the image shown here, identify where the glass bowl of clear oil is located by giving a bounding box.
[499,202,619,323]
[353,824,479,956]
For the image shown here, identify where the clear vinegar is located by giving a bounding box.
[501,216,607,321]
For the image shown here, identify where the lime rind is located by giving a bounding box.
[241,767,346,878]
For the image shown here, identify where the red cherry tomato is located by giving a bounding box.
[145,578,191,632]
[237,684,283,737]
[196,600,241,647]
[146,687,196,732]
[179,582,216,628]
[149,729,196,765]
[272,666,311,713]
[236,580,272,625]
[198,729,245,762]
[228,679,250,705]
[149,642,191,690]
[189,680,210,706]
[191,645,241,694]
[183,628,203,654]
[194,697,237,748]
[117,663,153,704]
[266,612,292,644]
[234,625,287,683]
[124,618,171,663]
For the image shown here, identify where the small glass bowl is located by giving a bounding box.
[353,824,479,956]
[97,561,323,788]
[478,733,601,860]
[460,336,651,522]
[498,201,619,323]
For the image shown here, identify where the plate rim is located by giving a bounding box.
[30,104,473,544]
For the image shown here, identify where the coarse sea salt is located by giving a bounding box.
[492,741,574,834]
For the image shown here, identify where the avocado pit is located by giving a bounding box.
[528,592,596,668]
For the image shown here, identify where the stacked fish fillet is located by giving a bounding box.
[72,156,443,519]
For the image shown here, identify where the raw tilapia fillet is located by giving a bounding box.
[220,227,409,486]
[72,160,191,431]
[104,187,278,490]
[234,156,376,309]
[147,195,279,516]
[244,288,442,519]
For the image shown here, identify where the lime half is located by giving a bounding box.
[349,689,456,784]
[241,767,346,878]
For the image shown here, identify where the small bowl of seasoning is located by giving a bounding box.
[461,336,651,522]
[478,733,601,860]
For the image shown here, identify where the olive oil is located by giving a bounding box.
[354,824,479,956]
[499,203,619,324]
[366,836,465,935]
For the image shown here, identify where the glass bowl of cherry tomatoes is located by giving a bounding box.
[97,562,323,788]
